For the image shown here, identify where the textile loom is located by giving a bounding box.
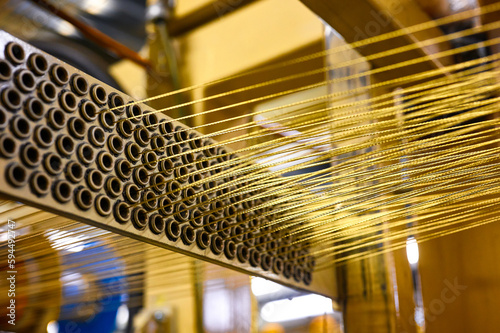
[0,0,499,332]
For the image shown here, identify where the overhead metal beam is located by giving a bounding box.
[299,0,453,81]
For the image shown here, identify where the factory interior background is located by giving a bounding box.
[1,0,500,332]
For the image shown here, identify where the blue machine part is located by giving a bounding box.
[57,240,128,333]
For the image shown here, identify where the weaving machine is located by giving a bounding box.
[0,0,499,332]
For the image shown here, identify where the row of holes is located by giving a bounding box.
[0,50,170,207]
[0,44,274,211]
[118,202,293,273]
[5,160,309,272]
[0,43,221,159]
[0,62,237,181]
[3,153,307,279]
[0,128,281,243]
[113,198,312,283]
[4,160,303,274]
[4,161,312,282]
[2,42,311,281]
[2,42,125,111]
